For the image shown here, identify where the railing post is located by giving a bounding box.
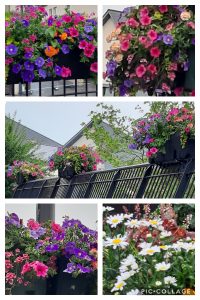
[84,174,97,198]
[174,160,195,198]
[106,170,121,198]
[135,165,153,198]
[65,176,77,198]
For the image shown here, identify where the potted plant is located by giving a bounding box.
[48,145,102,179]
[5,212,98,295]
[128,103,195,164]
[6,161,46,185]
[103,204,195,295]
[5,6,97,84]
[105,5,195,96]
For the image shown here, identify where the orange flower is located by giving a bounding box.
[81,144,87,149]
[45,46,59,57]
[91,261,97,270]
[187,123,194,128]
[60,32,67,40]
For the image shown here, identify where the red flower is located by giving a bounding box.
[69,27,79,37]
[27,219,40,230]
[147,64,157,74]
[150,47,161,58]
[139,7,149,17]
[52,222,62,232]
[90,62,98,73]
[62,15,72,23]
[127,17,139,28]
[84,47,94,58]
[140,15,152,26]
[79,40,88,49]
[61,66,71,78]
[32,261,48,278]
[159,5,168,13]
[120,39,130,51]
[136,64,146,78]
[147,29,158,41]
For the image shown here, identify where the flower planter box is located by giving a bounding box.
[6,48,91,85]
[149,133,195,165]
[16,173,36,185]
[46,256,97,295]
[11,278,47,295]
[58,164,75,180]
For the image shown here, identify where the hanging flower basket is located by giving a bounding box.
[16,173,37,185]
[58,164,75,180]
[149,133,195,164]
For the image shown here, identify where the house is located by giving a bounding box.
[6,117,61,161]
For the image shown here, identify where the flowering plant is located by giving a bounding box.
[103,204,195,295]
[48,145,102,174]
[105,5,195,96]
[5,6,97,83]
[129,103,195,159]
[7,160,46,182]
[5,212,97,294]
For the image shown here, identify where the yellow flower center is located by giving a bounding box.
[160,245,167,249]
[160,267,167,271]
[149,220,158,225]
[116,282,124,289]
[112,219,119,224]
[147,249,155,254]
[112,238,122,245]
[131,220,137,224]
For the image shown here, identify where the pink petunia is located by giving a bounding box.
[32,261,48,278]
[150,147,158,154]
[90,62,98,73]
[150,47,161,58]
[62,15,72,23]
[140,15,152,26]
[127,18,139,28]
[147,64,157,74]
[139,7,149,17]
[139,36,147,45]
[147,29,158,41]
[61,66,72,78]
[27,219,40,230]
[69,27,79,37]
[136,64,146,78]
[79,40,88,49]
[120,39,130,51]
[159,5,168,13]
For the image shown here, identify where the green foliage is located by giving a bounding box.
[174,204,195,231]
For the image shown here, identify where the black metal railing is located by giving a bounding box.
[6,78,98,97]
[12,160,195,199]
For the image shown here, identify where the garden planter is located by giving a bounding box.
[6,48,91,85]
[58,164,75,180]
[46,256,97,295]
[16,173,36,185]
[149,133,195,165]
[11,278,47,295]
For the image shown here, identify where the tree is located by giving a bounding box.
[5,114,46,197]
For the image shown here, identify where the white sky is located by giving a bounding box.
[5,204,97,230]
[5,102,150,145]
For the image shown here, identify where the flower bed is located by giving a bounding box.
[105,5,195,96]
[5,212,97,295]
[48,145,102,178]
[103,204,195,295]
[7,161,46,185]
[5,6,97,83]
[128,103,195,163]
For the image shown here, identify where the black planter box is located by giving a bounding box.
[6,48,91,84]
[149,133,195,165]
[58,164,75,180]
[16,173,36,185]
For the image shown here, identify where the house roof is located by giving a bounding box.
[64,120,113,148]
[6,117,61,147]
[103,9,126,26]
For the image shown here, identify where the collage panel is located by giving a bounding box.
[103,203,195,295]
[5,5,97,97]
[5,203,98,295]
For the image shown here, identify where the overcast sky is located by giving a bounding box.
[5,204,97,229]
[5,102,150,145]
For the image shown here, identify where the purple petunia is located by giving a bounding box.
[183,61,190,71]
[84,25,94,33]
[35,57,45,67]
[38,69,47,79]
[54,65,62,76]
[24,52,33,59]
[21,70,34,82]
[65,242,76,255]
[73,248,88,259]
[77,264,92,273]
[48,16,54,26]
[106,60,117,77]
[124,79,134,88]
[30,227,46,239]
[6,44,18,56]
[128,144,137,150]
[5,213,20,227]
[12,64,21,74]
[62,219,81,228]
[163,34,174,45]
[119,85,127,96]
[24,61,35,71]
[63,262,77,273]
[22,19,29,27]
[61,44,70,55]
[45,244,59,252]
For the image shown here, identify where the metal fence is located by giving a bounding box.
[12,159,195,199]
[6,78,98,97]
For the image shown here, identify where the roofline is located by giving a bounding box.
[103,9,122,25]
[6,116,62,147]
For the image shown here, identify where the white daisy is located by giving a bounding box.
[155,262,171,271]
[119,254,139,273]
[159,245,170,251]
[160,230,172,238]
[164,276,177,286]
[117,270,137,281]
[181,242,195,252]
[111,280,126,292]
[139,245,161,256]
[125,219,139,228]
[106,214,124,228]
[164,252,173,259]
[148,218,163,228]
[127,289,140,295]
[103,206,114,212]
[138,242,152,249]
[155,281,162,286]
[124,213,134,219]
[104,234,128,249]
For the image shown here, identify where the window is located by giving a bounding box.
[49,8,52,16]
[53,7,57,15]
